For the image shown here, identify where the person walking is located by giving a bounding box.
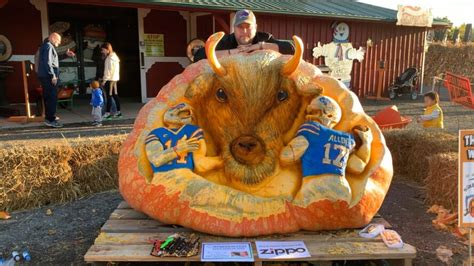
[101,42,121,119]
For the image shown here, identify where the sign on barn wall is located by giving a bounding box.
[396,6,433,27]
[459,130,474,227]
[144,33,164,57]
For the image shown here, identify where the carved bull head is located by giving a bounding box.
[185,32,319,185]
[120,31,393,237]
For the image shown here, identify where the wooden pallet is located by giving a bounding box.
[84,201,416,265]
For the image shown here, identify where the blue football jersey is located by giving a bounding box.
[297,121,355,177]
[145,124,204,173]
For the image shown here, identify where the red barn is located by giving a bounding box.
[0,0,448,104]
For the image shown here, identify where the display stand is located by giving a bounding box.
[84,201,417,265]
[8,61,44,123]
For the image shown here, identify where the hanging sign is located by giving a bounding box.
[396,6,433,27]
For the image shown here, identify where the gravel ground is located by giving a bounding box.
[0,190,122,265]
[379,182,467,265]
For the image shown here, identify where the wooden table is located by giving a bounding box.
[84,201,416,265]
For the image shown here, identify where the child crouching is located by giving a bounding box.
[90,81,104,127]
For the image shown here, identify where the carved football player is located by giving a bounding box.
[145,102,222,173]
[280,96,373,176]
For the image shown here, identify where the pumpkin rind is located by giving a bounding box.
[118,52,393,237]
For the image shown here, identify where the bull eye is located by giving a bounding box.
[277,90,289,102]
[215,88,228,102]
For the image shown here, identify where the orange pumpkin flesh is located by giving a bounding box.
[118,50,393,237]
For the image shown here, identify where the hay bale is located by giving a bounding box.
[424,152,457,211]
[67,135,125,194]
[0,134,127,211]
[384,128,457,183]
[0,140,73,210]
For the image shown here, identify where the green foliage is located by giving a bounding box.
[432,16,473,42]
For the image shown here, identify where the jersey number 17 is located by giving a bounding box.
[322,143,349,167]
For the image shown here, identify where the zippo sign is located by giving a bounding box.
[255,241,311,259]
[459,130,474,227]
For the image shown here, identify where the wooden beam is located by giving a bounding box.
[214,14,230,34]
[8,61,44,123]
[0,0,8,9]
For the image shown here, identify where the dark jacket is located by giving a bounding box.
[193,32,295,62]
[38,41,59,79]
[93,45,105,80]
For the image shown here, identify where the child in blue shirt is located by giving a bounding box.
[90,80,104,127]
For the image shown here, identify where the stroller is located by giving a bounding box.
[388,67,419,100]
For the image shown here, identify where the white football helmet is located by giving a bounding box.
[306,96,342,128]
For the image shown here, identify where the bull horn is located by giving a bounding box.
[205,31,227,76]
[281,35,304,76]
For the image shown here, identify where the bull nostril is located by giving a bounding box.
[238,142,257,151]
[230,135,266,165]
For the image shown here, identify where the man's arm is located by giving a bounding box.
[102,58,112,83]
[347,128,373,175]
[265,35,295,55]
[145,136,200,169]
[418,109,440,121]
[193,48,206,62]
[193,45,253,62]
[193,34,235,62]
[280,136,309,165]
[43,44,57,79]
[239,35,295,54]
[193,139,223,173]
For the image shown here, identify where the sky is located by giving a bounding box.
[358,0,473,27]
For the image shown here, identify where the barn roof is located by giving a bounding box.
[116,0,448,25]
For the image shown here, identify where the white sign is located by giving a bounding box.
[255,241,311,259]
[201,242,254,262]
[459,130,474,227]
[396,5,433,27]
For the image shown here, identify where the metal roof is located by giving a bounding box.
[115,0,447,25]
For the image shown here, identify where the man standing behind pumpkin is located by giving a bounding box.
[193,9,295,61]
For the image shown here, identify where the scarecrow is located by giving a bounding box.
[312,22,365,88]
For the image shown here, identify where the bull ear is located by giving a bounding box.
[298,82,323,96]
[185,73,215,99]
[291,75,323,96]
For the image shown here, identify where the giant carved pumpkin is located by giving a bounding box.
[119,32,393,237]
